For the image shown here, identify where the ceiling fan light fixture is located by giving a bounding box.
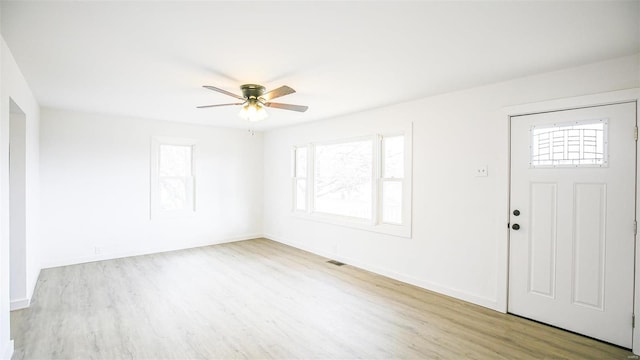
[253,106,268,122]
[238,99,268,122]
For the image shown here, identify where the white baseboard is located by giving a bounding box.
[2,340,14,360]
[264,233,500,312]
[27,267,41,303]
[10,297,30,311]
[41,233,264,269]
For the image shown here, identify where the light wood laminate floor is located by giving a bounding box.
[11,238,633,359]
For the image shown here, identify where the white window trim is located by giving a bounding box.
[291,125,412,238]
[150,136,197,219]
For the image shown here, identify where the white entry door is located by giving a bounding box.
[509,102,636,348]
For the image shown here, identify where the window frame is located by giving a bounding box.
[291,126,412,238]
[150,136,197,219]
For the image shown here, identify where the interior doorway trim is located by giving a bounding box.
[501,88,640,354]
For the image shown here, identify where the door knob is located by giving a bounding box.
[512,223,520,230]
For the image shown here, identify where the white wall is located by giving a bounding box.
[263,54,640,311]
[0,36,40,360]
[39,109,263,268]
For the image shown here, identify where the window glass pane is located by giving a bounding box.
[383,136,404,178]
[314,140,372,219]
[382,181,402,224]
[531,120,607,167]
[296,179,306,211]
[295,147,307,178]
[159,178,188,211]
[160,145,192,176]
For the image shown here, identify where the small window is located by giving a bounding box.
[314,139,373,220]
[530,119,608,167]
[293,146,308,211]
[381,135,404,224]
[159,145,193,211]
[151,137,196,218]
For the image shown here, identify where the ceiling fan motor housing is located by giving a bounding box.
[241,84,266,100]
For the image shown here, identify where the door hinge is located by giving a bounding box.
[635,126,638,141]
[633,314,635,328]
[635,220,637,236]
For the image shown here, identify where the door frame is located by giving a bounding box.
[501,88,640,354]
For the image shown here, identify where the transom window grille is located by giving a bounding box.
[530,119,608,167]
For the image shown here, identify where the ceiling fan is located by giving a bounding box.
[197,84,308,122]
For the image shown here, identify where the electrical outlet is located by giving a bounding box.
[475,165,488,177]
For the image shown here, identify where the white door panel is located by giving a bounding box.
[509,102,636,348]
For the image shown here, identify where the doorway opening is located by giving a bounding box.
[9,98,28,310]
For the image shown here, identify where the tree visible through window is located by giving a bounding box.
[314,140,373,219]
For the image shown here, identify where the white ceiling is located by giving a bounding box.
[1,1,639,130]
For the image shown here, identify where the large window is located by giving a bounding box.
[151,137,196,218]
[292,130,411,237]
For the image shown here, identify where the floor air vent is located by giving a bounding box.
[327,260,346,266]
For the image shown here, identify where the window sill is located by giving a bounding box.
[150,209,196,220]
[291,210,411,238]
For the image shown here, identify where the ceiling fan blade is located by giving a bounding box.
[203,85,245,100]
[264,102,308,112]
[261,85,296,101]
[197,102,244,108]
